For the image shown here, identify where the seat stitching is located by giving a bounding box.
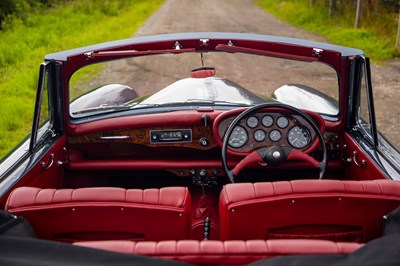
[361,182,365,193]
[33,189,40,205]
[131,241,135,254]
[184,188,188,207]
[334,242,340,254]
[265,239,270,253]
[223,187,231,204]
[51,189,55,204]
[375,180,384,194]
[341,180,347,193]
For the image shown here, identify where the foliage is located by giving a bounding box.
[0,0,65,29]
[0,0,163,158]
[255,0,400,61]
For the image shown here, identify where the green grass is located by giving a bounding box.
[0,0,163,159]
[255,0,400,61]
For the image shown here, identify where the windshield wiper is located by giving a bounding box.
[184,99,251,106]
[135,100,251,108]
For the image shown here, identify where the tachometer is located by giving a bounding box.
[228,126,248,148]
[288,126,311,149]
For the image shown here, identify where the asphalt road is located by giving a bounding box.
[100,0,400,149]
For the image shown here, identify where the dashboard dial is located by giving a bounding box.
[276,116,289,128]
[246,116,259,128]
[288,126,311,149]
[228,126,248,148]
[261,115,274,127]
[269,129,282,142]
[277,116,289,128]
[254,129,266,142]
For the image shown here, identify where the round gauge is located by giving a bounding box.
[269,129,282,142]
[288,126,311,149]
[228,126,248,148]
[246,116,259,128]
[277,116,289,128]
[254,129,266,142]
[262,115,274,127]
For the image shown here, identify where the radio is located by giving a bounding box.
[150,129,192,143]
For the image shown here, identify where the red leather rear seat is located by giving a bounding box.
[74,239,362,265]
[5,186,191,242]
[219,180,400,242]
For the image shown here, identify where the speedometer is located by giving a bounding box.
[288,126,311,149]
[228,126,248,148]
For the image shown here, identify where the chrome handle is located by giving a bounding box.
[352,151,366,168]
[57,147,69,166]
[41,153,54,170]
[97,136,131,140]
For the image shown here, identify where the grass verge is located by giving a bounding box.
[0,0,163,159]
[255,0,400,61]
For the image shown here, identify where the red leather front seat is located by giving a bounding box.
[5,186,191,242]
[219,180,400,242]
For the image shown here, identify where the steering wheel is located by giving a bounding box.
[221,103,327,183]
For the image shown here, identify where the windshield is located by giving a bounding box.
[69,52,339,118]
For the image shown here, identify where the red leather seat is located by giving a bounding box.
[5,186,191,242]
[74,239,361,265]
[219,180,400,242]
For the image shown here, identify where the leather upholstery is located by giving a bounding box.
[5,186,191,242]
[219,180,400,241]
[74,239,361,265]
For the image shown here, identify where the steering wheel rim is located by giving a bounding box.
[221,103,327,183]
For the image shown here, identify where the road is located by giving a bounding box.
[105,0,400,148]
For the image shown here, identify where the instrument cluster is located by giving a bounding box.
[217,112,315,153]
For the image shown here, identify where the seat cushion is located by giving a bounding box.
[5,186,191,242]
[219,180,400,241]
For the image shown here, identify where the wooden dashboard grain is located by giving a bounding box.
[67,125,218,150]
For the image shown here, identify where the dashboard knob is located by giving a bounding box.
[199,137,209,147]
[199,169,207,177]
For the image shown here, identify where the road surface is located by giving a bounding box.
[95,0,400,149]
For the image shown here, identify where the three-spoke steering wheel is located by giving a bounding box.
[221,103,327,183]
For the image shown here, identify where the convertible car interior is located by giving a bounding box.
[1,33,399,265]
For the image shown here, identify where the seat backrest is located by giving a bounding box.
[74,239,361,265]
[5,186,191,242]
[219,180,400,242]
